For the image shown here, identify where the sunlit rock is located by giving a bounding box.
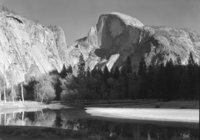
[0,9,66,86]
[69,12,200,73]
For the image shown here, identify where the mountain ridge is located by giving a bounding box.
[0,5,199,86]
[68,12,200,73]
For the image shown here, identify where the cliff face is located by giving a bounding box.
[0,9,66,86]
[1,8,200,86]
[69,12,200,72]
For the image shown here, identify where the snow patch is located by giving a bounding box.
[86,108,199,123]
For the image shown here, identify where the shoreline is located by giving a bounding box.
[0,100,199,124]
[83,99,199,109]
[85,107,199,123]
[0,101,199,140]
[0,99,199,109]
[0,101,70,111]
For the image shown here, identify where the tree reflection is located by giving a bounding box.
[0,110,199,140]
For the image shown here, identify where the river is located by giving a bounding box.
[0,108,199,140]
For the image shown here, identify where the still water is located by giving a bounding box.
[0,108,199,140]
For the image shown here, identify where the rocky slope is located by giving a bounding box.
[0,7,200,86]
[69,12,200,72]
[0,7,66,86]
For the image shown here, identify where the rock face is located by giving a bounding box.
[0,8,66,86]
[69,12,200,72]
[1,8,200,86]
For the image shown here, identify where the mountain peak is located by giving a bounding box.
[110,12,144,27]
[68,12,200,73]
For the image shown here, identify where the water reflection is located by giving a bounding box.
[0,110,56,127]
[0,109,199,140]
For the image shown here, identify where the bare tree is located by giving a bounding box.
[5,70,17,102]
[34,75,56,103]
[0,76,4,102]
[0,73,7,102]
[21,83,24,102]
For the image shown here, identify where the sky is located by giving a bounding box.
[1,0,200,45]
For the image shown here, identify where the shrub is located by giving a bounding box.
[180,106,187,109]
[60,89,79,102]
[155,104,160,108]
[34,75,56,102]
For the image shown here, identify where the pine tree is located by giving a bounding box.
[138,57,147,99]
[146,65,154,98]
[179,67,190,99]
[120,66,126,77]
[194,66,200,99]
[85,66,92,95]
[126,56,132,73]
[60,65,68,78]
[188,52,195,65]
[110,67,115,78]
[98,68,103,77]
[113,66,120,79]
[77,53,86,80]
[103,66,110,83]
[165,59,174,100]
[86,66,91,78]
[153,64,165,100]
[120,66,129,99]
[91,66,98,77]
[172,64,182,99]
[138,57,147,78]
[75,53,87,97]
[124,75,129,99]
[187,52,196,99]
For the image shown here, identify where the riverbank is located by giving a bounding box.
[84,100,199,124]
[0,99,199,109]
[83,99,199,109]
[0,126,101,140]
[1,100,199,123]
[85,107,199,123]
[0,101,69,111]
[0,100,199,140]
[0,108,199,140]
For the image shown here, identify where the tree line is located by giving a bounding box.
[59,52,199,101]
[0,52,199,103]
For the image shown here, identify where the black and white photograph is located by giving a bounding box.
[0,0,199,139]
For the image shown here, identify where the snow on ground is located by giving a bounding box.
[86,108,199,123]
